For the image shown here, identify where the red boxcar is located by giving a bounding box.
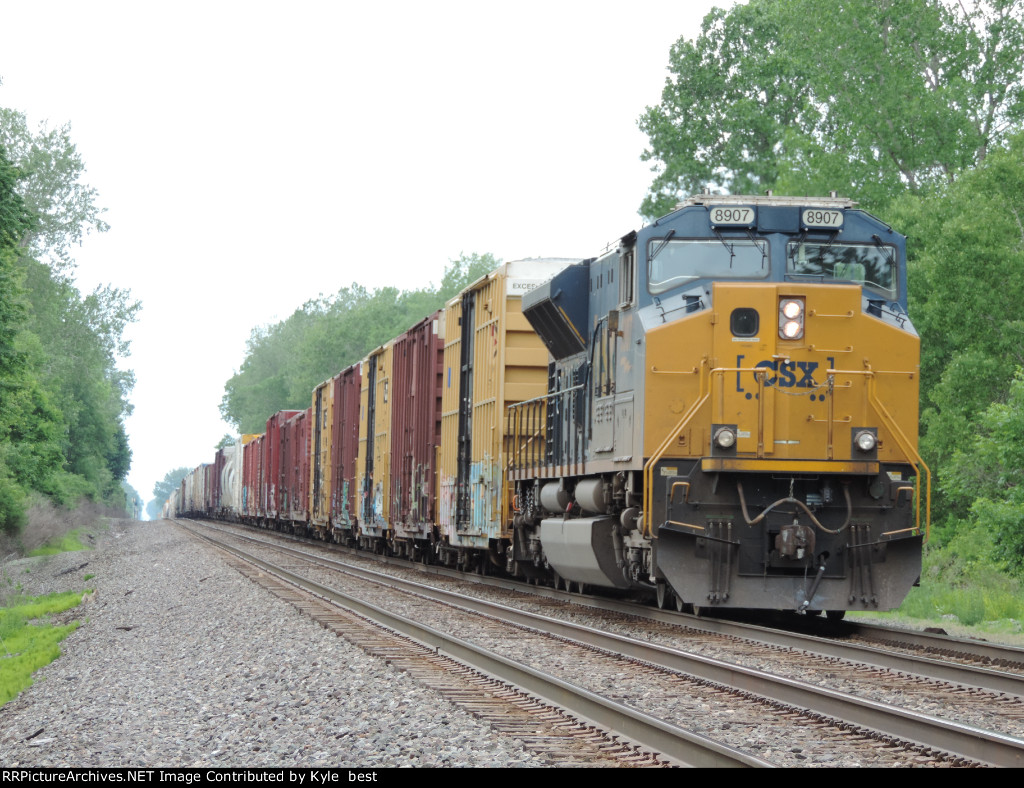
[281,407,311,526]
[332,366,361,531]
[210,446,226,516]
[243,434,264,519]
[390,311,444,547]
[263,410,301,520]
[203,463,215,515]
[311,364,362,538]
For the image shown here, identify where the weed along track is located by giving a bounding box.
[0,521,555,767]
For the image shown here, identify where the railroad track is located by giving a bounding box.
[180,521,763,768]
[190,517,1024,687]
[179,519,1024,766]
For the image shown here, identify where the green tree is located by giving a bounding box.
[0,243,33,532]
[896,134,1024,435]
[437,252,497,300]
[148,467,191,521]
[0,144,62,531]
[0,108,139,504]
[639,1,808,216]
[0,108,109,272]
[0,140,35,246]
[0,102,138,526]
[884,130,1024,543]
[943,369,1024,567]
[639,0,1024,217]
[17,257,138,502]
[220,253,500,432]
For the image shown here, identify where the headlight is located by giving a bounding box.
[854,430,877,452]
[778,298,805,340]
[714,427,737,449]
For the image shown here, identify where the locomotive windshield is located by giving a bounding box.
[648,238,769,295]
[786,241,897,299]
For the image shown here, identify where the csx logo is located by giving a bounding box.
[735,355,831,391]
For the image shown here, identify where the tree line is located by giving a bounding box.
[0,98,139,535]
[218,253,498,435]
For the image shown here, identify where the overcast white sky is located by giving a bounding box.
[0,0,725,515]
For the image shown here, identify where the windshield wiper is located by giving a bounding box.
[871,234,896,268]
[649,229,676,262]
[712,227,737,268]
[744,228,769,270]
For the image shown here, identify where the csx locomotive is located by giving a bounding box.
[171,193,928,617]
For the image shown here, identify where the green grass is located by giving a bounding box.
[27,529,90,557]
[851,584,1024,635]
[897,582,1024,626]
[0,590,86,707]
[849,524,1024,637]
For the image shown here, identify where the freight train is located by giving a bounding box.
[169,193,929,617]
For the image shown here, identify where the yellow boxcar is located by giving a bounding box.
[309,375,336,536]
[439,259,578,551]
[357,342,394,541]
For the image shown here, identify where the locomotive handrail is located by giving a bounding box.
[642,359,711,537]
[506,403,546,480]
[867,378,931,541]
[827,367,931,540]
[505,383,588,492]
[508,383,587,409]
[707,366,769,456]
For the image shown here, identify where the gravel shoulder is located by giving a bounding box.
[0,519,546,768]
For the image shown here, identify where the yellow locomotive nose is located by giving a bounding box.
[643,275,926,611]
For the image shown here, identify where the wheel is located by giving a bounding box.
[825,610,846,622]
[675,594,687,613]
[656,582,669,609]
[575,581,588,595]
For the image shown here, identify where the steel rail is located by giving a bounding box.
[185,520,1024,767]
[182,523,769,769]
[190,518,1024,692]
[844,620,1024,666]
[636,612,1024,698]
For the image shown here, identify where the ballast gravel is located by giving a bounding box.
[0,520,548,768]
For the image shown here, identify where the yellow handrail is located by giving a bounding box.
[642,359,710,537]
[867,378,931,541]
[828,367,931,541]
